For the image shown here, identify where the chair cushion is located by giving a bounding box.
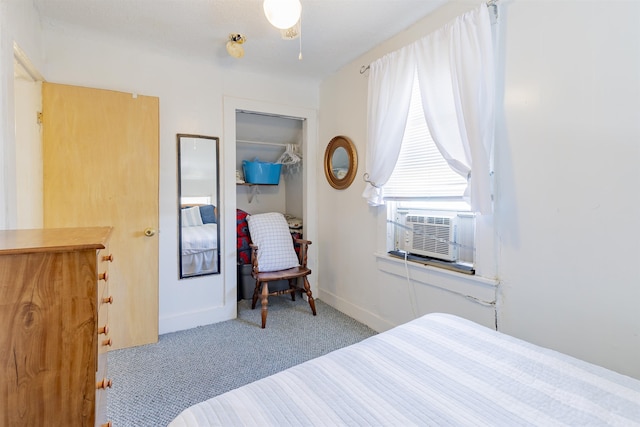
[247,212,300,272]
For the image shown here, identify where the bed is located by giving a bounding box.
[169,313,640,426]
[181,205,218,276]
[181,223,218,276]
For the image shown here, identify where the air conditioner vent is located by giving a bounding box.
[405,214,457,261]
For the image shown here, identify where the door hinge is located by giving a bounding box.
[37,111,43,124]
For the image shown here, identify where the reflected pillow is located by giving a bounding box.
[199,205,216,224]
[247,212,299,272]
[182,206,203,227]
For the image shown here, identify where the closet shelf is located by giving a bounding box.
[237,183,277,203]
[237,139,293,148]
[236,183,277,186]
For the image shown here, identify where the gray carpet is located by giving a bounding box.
[106,298,377,426]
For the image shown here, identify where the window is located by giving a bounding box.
[363,4,495,276]
[384,75,467,200]
[385,78,475,270]
[181,196,212,205]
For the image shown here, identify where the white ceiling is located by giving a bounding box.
[34,0,446,82]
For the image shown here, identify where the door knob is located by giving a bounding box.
[144,227,157,237]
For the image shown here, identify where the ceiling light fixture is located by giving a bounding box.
[226,33,246,59]
[263,0,301,30]
[280,20,300,40]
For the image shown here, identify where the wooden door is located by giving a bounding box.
[42,82,159,349]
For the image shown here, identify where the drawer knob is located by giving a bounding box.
[99,271,109,282]
[102,338,113,347]
[102,295,113,304]
[98,324,109,335]
[96,378,112,389]
[103,254,114,262]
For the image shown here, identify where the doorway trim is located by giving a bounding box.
[13,42,44,229]
[14,42,44,82]
[223,96,318,308]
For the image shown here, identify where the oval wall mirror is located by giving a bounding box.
[324,135,357,190]
[177,134,221,278]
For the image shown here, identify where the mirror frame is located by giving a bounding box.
[324,135,358,190]
[177,133,221,278]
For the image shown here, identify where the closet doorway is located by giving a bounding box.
[223,97,318,308]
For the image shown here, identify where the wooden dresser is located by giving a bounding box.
[0,227,114,427]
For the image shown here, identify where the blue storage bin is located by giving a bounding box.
[242,160,282,184]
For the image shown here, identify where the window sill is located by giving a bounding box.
[375,252,497,304]
[387,250,474,274]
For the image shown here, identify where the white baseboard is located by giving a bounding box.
[159,303,236,335]
[317,290,396,333]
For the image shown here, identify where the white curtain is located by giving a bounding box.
[363,3,495,213]
[417,4,495,213]
[361,48,415,206]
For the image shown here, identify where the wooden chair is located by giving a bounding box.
[250,238,317,328]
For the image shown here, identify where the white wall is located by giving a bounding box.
[40,27,319,334]
[495,0,640,379]
[318,0,640,379]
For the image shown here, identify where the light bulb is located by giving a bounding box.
[263,0,301,30]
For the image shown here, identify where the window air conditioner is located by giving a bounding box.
[405,214,458,262]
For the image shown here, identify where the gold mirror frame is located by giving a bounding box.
[324,135,358,190]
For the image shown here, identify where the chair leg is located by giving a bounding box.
[251,280,260,309]
[261,281,269,328]
[303,276,316,316]
[289,279,296,301]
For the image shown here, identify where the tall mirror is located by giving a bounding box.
[177,134,220,278]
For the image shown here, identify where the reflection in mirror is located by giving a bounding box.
[177,134,220,278]
[324,135,357,190]
[331,147,349,179]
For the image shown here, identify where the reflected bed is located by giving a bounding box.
[181,223,218,276]
[180,204,218,277]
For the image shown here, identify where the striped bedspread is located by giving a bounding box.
[169,313,640,426]
[181,223,218,254]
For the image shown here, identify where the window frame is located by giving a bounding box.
[383,78,476,274]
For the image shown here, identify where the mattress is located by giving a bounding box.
[169,313,640,426]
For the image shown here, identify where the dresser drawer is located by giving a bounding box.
[95,351,110,426]
[97,249,112,302]
[96,247,113,426]
[97,248,113,355]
